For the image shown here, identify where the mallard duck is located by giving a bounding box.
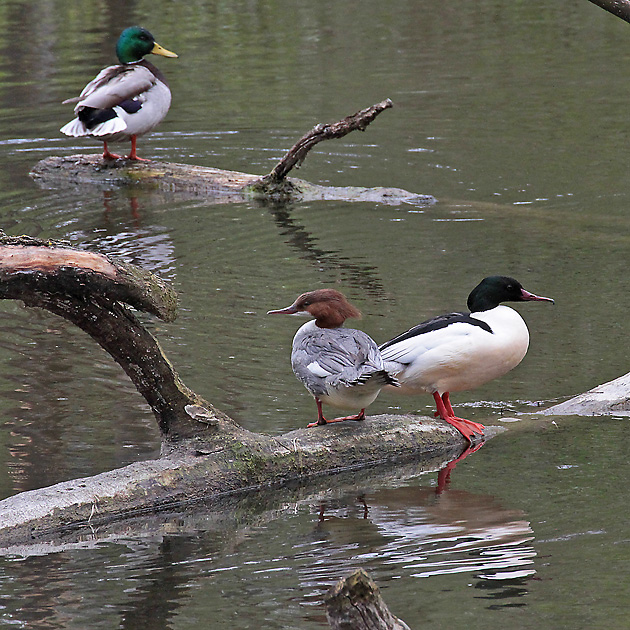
[60,26,177,161]
[268,289,399,427]
[379,276,554,442]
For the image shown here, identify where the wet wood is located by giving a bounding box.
[0,232,473,547]
[30,99,435,206]
[326,569,411,630]
[0,416,471,547]
[539,371,630,416]
[586,0,630,24]
[30,154,434,206]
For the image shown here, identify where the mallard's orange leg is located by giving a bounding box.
[126,135,150,161]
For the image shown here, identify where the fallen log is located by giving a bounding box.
[325,569,411,630]
[0,232,476,546]
[30,99,435,206]
[539,371,630,416]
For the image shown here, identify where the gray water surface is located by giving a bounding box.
[0,1,629,628]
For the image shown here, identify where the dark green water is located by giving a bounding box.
[0,0,630,628]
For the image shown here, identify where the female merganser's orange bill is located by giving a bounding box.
[379,276,554,442]
[268,289,399,427]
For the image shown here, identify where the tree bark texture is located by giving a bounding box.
[587,0,630,24]
[0,233,233,443]
[0,231,473,546]
[326,569,411,630]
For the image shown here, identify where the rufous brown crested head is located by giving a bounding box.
[267,289,361,328]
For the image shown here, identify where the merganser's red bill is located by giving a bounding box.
[267,305,300,315]
[520,289,554,303]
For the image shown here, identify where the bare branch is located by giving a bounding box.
[263,99,394,184]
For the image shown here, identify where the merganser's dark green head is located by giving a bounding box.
[115,26,178,64]
[467,276,554,312]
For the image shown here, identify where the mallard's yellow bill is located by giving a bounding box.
[151,42,178,58]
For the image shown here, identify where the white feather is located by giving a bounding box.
[382,305,530,394]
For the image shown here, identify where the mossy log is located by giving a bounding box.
[31,99,435,206]
[325,569,411,630]
[0,232,476,547]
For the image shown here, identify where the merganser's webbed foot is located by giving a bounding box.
[307,417,329,428]
[306,409,366,428]
[443,415,485,443]
[430,391,484,443]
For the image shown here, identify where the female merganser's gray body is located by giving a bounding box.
[268,289,398,427]
[379,276,554,442]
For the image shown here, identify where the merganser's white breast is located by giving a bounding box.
[291,319,393,410]
[380,305,530,394]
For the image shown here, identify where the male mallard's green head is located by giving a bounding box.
[115,26,178,64]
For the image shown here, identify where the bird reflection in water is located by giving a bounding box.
[310,444,536,598]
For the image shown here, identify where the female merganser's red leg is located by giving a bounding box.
[432,391,485,442]
[102,141,121,160]
[307,400,365,428]
[126,135,150,161]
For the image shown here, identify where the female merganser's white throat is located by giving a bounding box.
[379,276,554,442]
[268,289,398,427]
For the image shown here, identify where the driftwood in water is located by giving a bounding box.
[540,371,630,417]
[0,232,471,546]
[31,99,435,206]
[326,569,411,630]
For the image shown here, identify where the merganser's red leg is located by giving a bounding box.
[102,141,121,160]
[307,399,366,428]
[442,393,485,433]
[432,391,485,443]
[126,135,150,161]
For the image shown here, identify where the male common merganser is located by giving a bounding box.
[268,289,399,427]
[61,26,178,161]
[379,276,554,442]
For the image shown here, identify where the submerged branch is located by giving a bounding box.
[539,370,630,416]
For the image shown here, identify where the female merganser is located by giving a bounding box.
[379,276,554,442]
[61,26,178,161]
[268,289,398,427]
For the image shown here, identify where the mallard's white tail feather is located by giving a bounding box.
[60,118,87,137]
[60,112,127,138]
